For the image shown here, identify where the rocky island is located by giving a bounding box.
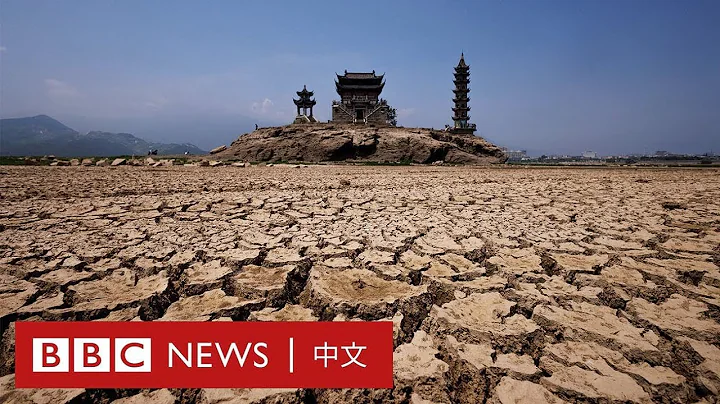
[214,123,507,164]
[214,55,506,165]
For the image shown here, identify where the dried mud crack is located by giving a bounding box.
[0,165,719,403]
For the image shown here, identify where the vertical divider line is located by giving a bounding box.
[289,337,294,373]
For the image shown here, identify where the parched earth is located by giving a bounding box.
[0,165,719,403]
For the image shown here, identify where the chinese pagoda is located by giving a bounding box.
[450,53,476,134]
[331,70,390,125]
[293,85,318,123]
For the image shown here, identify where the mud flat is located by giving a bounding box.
[0,165,719,403]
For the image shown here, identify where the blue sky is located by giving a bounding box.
[1,0,719,155]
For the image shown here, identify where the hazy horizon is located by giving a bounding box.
[1,0,719,155]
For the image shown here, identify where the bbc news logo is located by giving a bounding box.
[32,338,151,373]
[15,321,393,388]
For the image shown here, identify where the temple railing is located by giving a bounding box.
[338,95,380,103]
[332,102,354,119]
[365,103,386,121]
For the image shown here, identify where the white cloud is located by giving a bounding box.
[0,46,6,53]
[143,96,168,110]
[397,108,416,118]
[251,98,274,114]
[45,78,79,99]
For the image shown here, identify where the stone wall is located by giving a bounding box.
[366,105,388,124]
[293,115,318,124]
[331,103,388,125]
[331,105,354,123]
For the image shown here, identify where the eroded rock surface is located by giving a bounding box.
[216,124,507,164]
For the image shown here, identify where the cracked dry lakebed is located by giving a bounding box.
[0,165,719,403]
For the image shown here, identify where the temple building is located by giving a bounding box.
[450,53,477,134]
[293,85,318,123]
[331,70,391,125]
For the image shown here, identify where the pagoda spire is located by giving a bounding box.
[293,84,317,122]
[450,52,476,134]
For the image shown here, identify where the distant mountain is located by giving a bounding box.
[0,115,207,157]
[58,113,261,152]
